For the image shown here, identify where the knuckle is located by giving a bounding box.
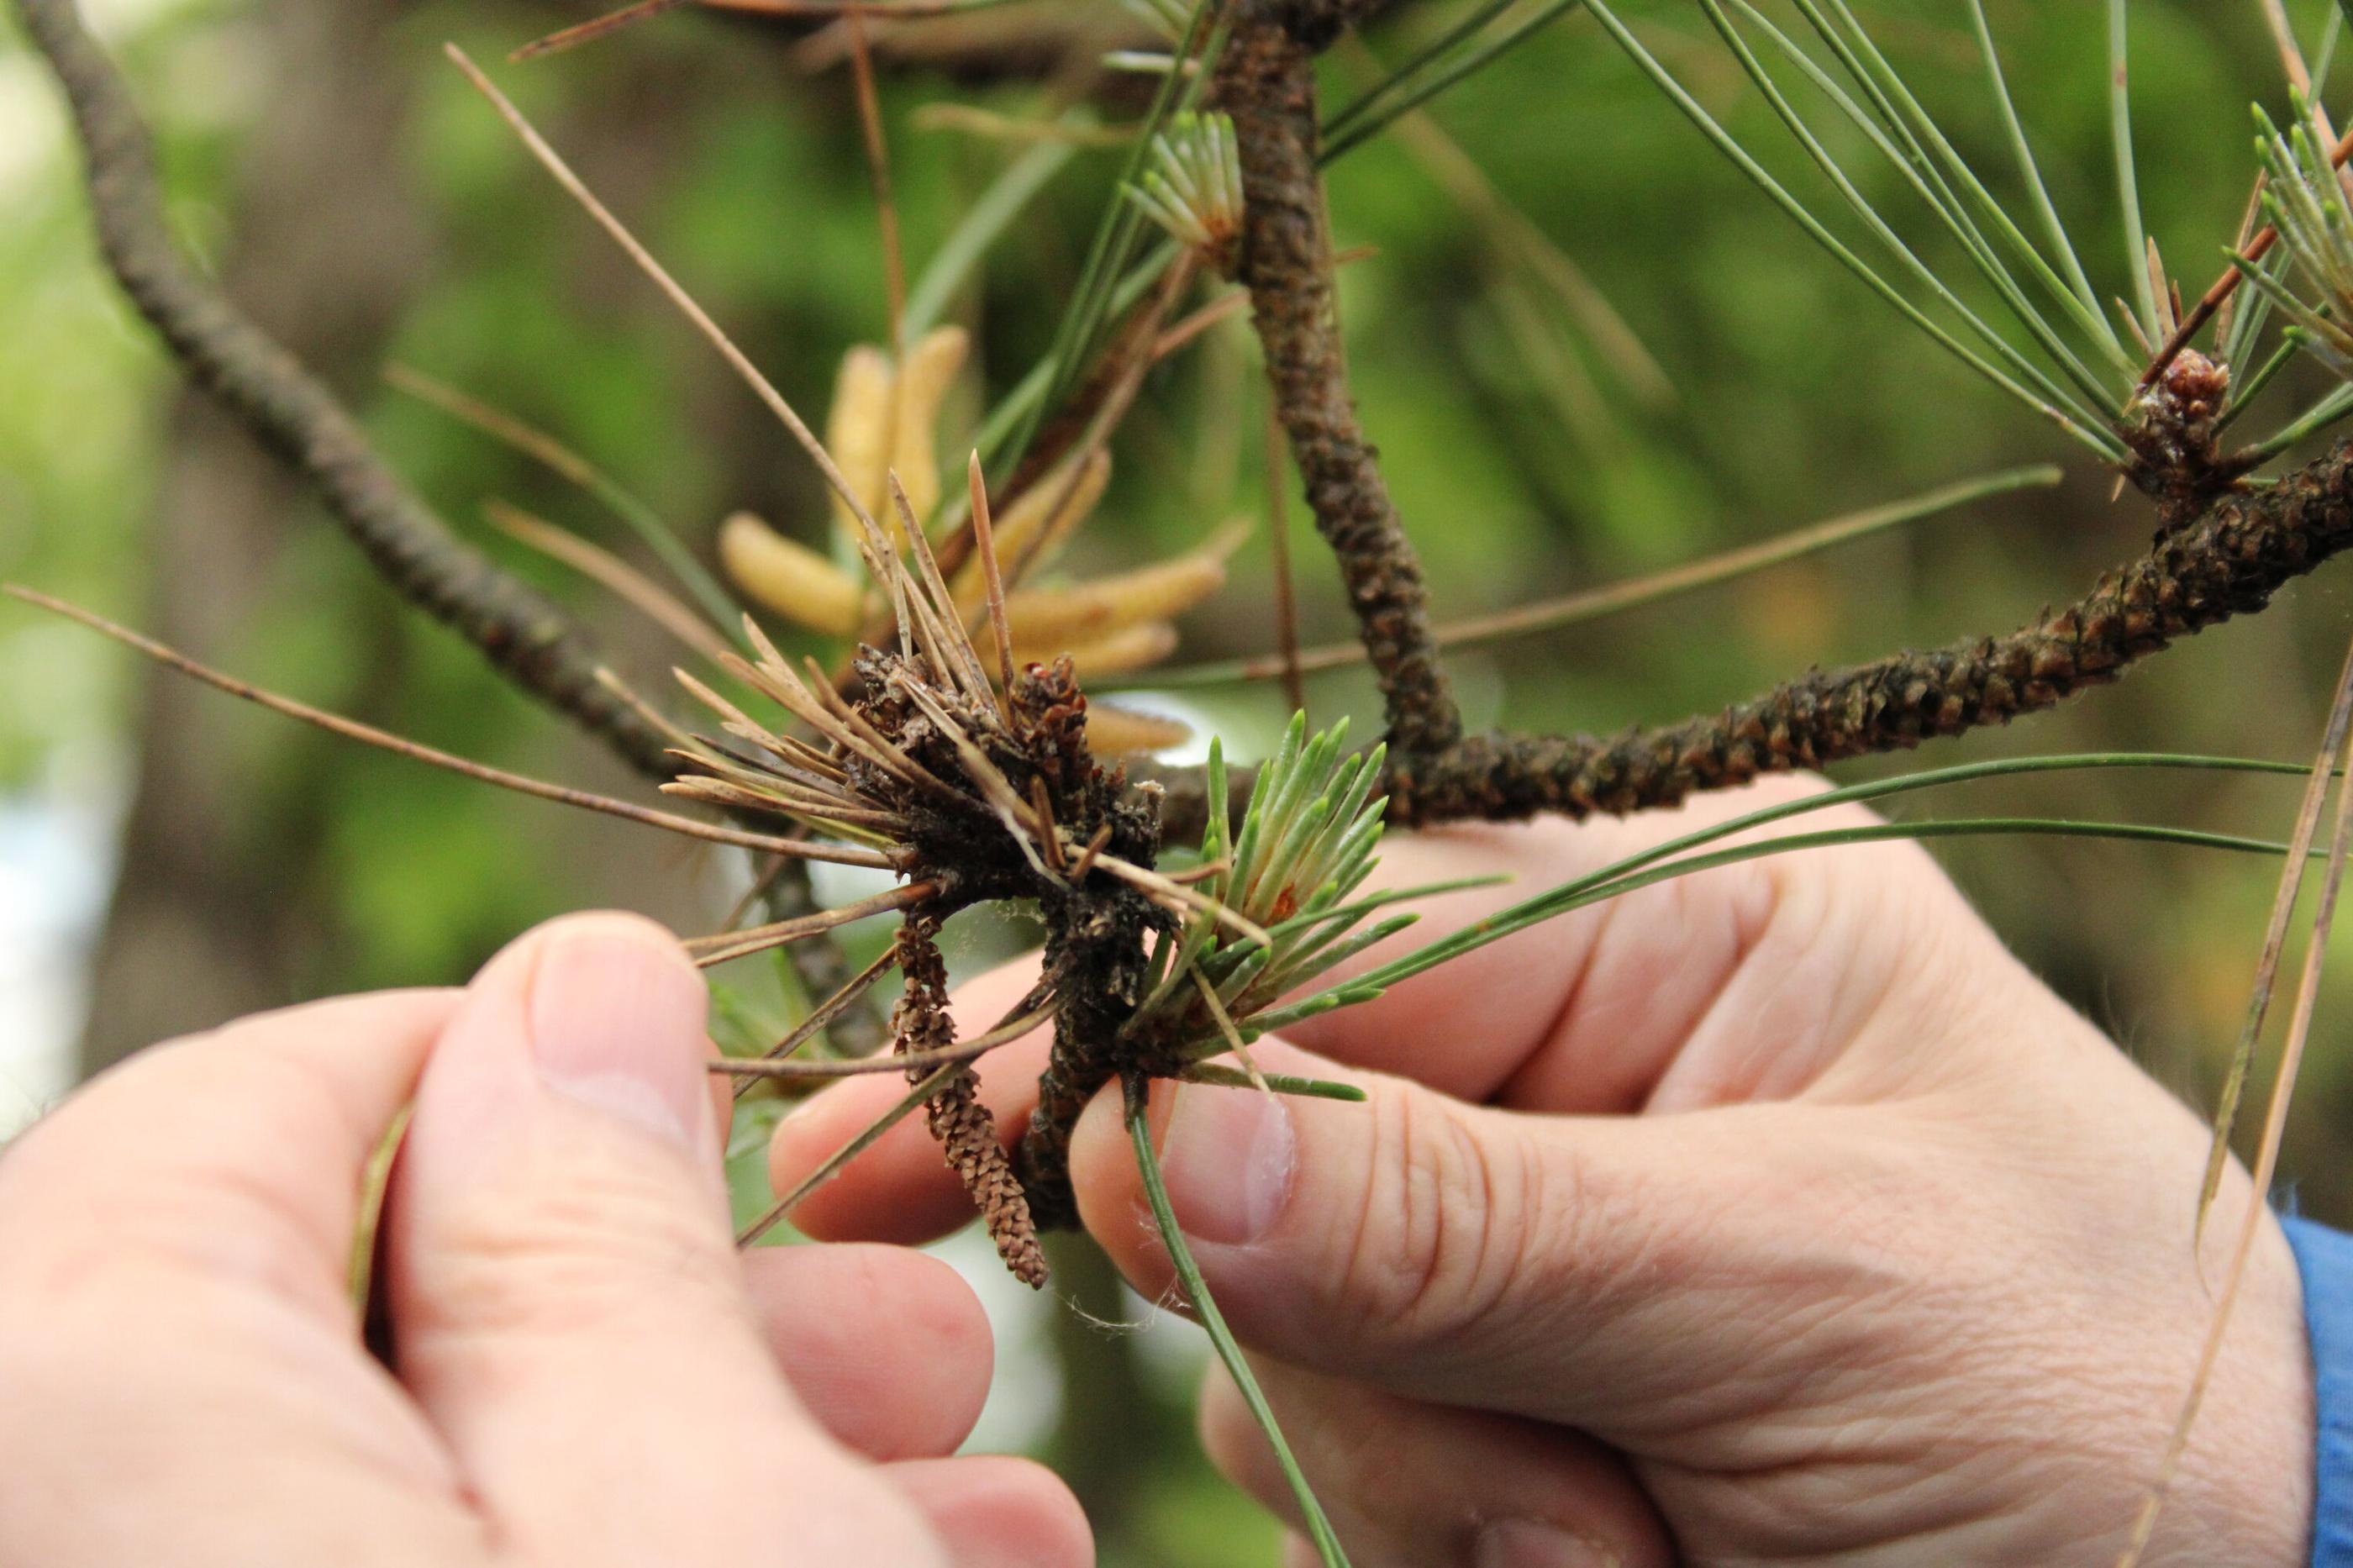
[408,1160,743,1347]
[1328,1088,1535,1339]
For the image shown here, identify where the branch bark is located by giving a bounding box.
[1385,446,2353,823]
[1219,8,1461,757]
[19,0,892,1048]
[1144,443,2353,836]
[12,0,672,778]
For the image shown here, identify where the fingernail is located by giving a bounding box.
[1162,1080,1295,1245]
[524,918,711,1154]
[1475,1520,1620,1568]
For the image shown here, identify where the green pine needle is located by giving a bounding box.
[1264,752,2331,1029]
[2245,99,2353,381]
[1580,0,2129,460]
[1128,718,1460,1066]
[1175,1065,1370,1102]
[1125,1076,1353,1567]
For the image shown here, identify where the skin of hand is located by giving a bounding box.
[0,912,1090,1568]
[771,779,2315,1568]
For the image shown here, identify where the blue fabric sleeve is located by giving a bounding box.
[2286,1216,2353,1567]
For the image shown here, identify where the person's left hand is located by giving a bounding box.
[0,912,1089,1568]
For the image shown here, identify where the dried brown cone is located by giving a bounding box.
[896,914,1047,1289]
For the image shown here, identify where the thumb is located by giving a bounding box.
[387,912,942,1568]
[1069,1038,1851,1436]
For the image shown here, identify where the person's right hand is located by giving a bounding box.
[774,780,2314,1567]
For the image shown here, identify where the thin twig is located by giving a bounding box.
[1219,15,1459,757]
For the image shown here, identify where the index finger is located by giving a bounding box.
[1272,777,1857,1106]
[0,990,458,1318]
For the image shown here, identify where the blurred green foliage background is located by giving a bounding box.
[8,1,2353,1560]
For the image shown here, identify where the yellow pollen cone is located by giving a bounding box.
[824,346,895,544]
[890,326,968,528]
[822,328,968,550]
[1015,619,1179,678]
[718,512,865,638]
[1003,520,1245,649]
[1085,704,1192,755]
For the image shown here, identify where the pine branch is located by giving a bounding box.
[1219,9,1461,757]
[1387,441,2353,823]
[17,0,892,1044]
[12,0,671,776]
[1140,442,2353,839]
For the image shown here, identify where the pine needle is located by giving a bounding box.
[967,451,1019,697]
[732,944,902,1098]
[1124,1076,1352,1566]
[6,586,892,868]
[1174,1065,1367,1102]
[685,879,942,966]
[844,5,907,355]
[2119,636,2353,1568]
[511,0,990,63]
[385,364,742,634]
[738,1061,961,1246]
[712,1002,1054,1078]
[485,498,735,666]
[445,45,898,560]
[1123,465,2061,689]
[2194,638,2353,1239]
[1189,962,1272,1095]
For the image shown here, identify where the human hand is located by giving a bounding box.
[0,912,1087,1568]
[773,780,2312,1567]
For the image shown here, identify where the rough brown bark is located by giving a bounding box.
[1386,446,2353,823]
[72,0,428,1072]
[1220,12,1461,759]
[13,0,671,777]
